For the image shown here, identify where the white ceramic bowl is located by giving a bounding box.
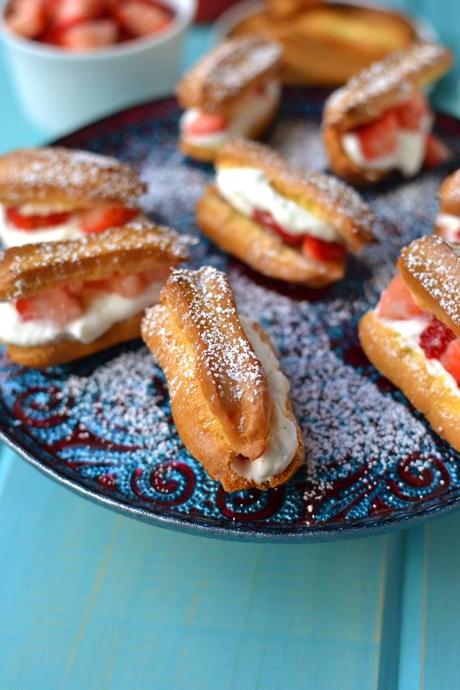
[0,0,196,136]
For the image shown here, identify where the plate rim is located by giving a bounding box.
[2,92,460,543]
[3,422,460,543]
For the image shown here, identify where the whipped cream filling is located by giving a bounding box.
[231,318,299,483]
[0,205,84,247]
[342,114,433,177]
[436,212,460,243]
[0,281,163,347]
[216,166,338,241]
[377,312,460,396]
[180,80,281,149]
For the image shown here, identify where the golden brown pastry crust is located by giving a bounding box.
[142,267,303,492]
[229,4,417,87]
[217,139,375,251]
[323,125,389,186]
[398,235,460,338]
[323,41,453,185]
[266,0,321,18]
[176,37,283,115]
[323,42,453,131]
[6,314,143,369]
[179,102,279,163]
[197,187,344,287]
[359,311,460,454]
[438,169,460,217]
[0,219,190,301]
[0,147,146,210]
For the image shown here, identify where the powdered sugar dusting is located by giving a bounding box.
[1,220,192,300]
[401,235,460,329]
[218,139,374,241]
[0,147,146,207]
[324,42,452,127]
[177,37,282,112]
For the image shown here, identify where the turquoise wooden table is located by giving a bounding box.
[1,4,460,688]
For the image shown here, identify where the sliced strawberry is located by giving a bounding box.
[16,287,83,326]
[80,206,137,234]
[51,0,106,28]
[185,112,228,136]
[141,266,170,284]
[113,0,173,37]
[440,338,460,384]
[106,273,145,298]
[302,236,346,263]
[6,207,72,230]
[252,209,302,247]
[377,275,425,320]
[419,316,456,359]
[355,110,399,161]
[393,92,429,131]
[424,134,451,169]
[6,0,46,38]
[58,18,118,51]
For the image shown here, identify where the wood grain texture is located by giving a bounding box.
[0,449,403,690]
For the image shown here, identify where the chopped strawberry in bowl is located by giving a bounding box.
[4,0,176,48]
[1,0,195,134]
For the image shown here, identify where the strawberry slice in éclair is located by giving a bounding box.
[393,92,430,131]
[15,287,83,326]
[302,236,346,263]
[377,275,425,320]
[252,209,302,246]
[80,206,138,234]
[425,134,451,168]
[419,317,456,359]
[6,207,72,231]
[354,110,399,161]
[440,339,460,384]
[185,112,228,137]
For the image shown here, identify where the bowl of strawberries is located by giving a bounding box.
[1,0,196,134]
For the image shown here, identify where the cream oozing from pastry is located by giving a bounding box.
[342,114,433,177]
[436,212,460,242]
[0,282,162,347]
[0,205,84,246]
[180,81,280,149]
[215,166,339,241]
[231,318,299,483]
[376,311,460,395]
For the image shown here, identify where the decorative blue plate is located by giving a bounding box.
[1,88,460,542]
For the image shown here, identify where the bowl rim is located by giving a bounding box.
[0,0,197,61]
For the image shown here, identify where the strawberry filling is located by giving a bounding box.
[377,274,460,385]
[184,112,228,137]
[6,207,72,230]
[4,204,138,234]
[251,209,345,263]
[348,93,448,167]
[15,269,165,326]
